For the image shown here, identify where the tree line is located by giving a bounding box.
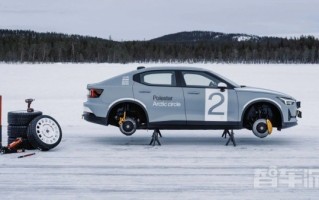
[0,29,318,63]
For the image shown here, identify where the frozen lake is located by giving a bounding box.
[0,63,318,199]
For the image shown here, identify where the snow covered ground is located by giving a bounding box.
[0,63,318,199]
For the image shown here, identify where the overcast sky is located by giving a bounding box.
[0,0,318,41]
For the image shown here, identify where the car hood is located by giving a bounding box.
[235,86,294,99]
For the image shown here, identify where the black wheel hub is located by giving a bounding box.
[123,121,134,132]
[119,117,137,136]
[256,123,267,133]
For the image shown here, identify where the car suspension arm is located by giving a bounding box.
[118,111,126,126]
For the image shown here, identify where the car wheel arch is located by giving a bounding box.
[106,99,149,127]
[241,99,283,128]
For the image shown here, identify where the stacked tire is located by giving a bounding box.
[7,111,62,151]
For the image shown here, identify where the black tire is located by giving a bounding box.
[7,125,28,138]
[8,111,42,126]
[22,139,36,150]
[27,115,62,151]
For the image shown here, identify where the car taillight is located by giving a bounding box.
[88,88,103,98]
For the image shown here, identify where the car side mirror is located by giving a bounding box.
[218,82,227,92]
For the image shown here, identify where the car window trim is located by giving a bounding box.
[177,70,235,89]
[135,70,178,87]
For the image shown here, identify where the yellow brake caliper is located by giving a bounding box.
[118,111,126,126]
[266,119,273,134]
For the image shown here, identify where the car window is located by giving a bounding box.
[141,71,176,86]
[182,72,220,88]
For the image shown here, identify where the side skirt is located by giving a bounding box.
[147,121,242,130]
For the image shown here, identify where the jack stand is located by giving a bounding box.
[158,130,162,138]
[223,129,237,146]
[1,137,25,154]
[0,95,2,149]
[149,129,161,146]
[222,129,228,138]
[1,147,25,154]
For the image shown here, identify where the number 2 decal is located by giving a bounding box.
[208,93,224,115]
[205,89,228,121]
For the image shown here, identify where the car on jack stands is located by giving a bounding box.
[83,66,302,138]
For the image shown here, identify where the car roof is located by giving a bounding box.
[136,66,208,72]
[133,66,240,88]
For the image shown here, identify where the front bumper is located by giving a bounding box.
[281,100,301,129]
[82,112,107,126]
[282,121,298,129]
[288,109,302,120]
[297,110,302,118]
[296,101,302,118]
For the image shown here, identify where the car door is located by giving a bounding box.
[180,71,239,126]
[133,70,186,125]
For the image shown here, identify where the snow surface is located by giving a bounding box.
[0,63,318,199]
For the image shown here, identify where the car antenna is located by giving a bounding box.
[137,66,145,70]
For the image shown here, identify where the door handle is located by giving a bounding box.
[139,90,151,93]
[188,91,200,95]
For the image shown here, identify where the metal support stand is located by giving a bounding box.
[222,129,228,138]
[0,96,2,149]
[158,130,162,138]
[1,148,25,154]
[222,129,236,146]
[0,124,2,149]
[149,129,161,146]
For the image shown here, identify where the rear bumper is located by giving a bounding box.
[82,112,107,126]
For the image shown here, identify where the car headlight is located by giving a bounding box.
[278,97,295,105]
